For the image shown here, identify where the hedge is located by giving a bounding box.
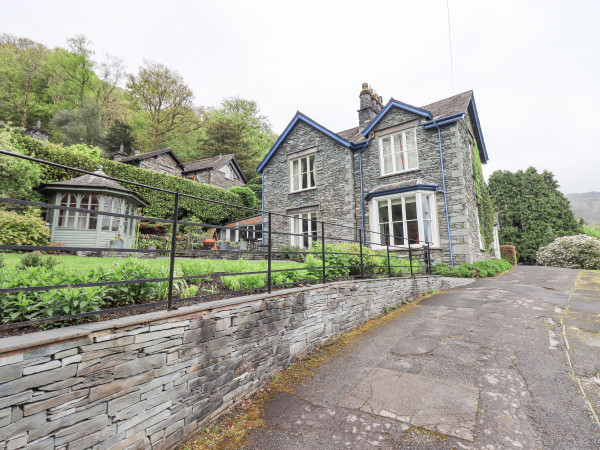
[432,259,512,278]
[11,134,254,224]
[500,245,517,265]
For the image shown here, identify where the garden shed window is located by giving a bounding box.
[379,128,418,176]
[77,194,99,230]
[290,154,316,192]
[101,196,123,232]
[290,211,319,248]
[371,191,437,247]
[57,194,77,228]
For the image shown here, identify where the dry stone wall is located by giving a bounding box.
[0,276,473,449]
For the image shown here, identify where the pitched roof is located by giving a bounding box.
[183,154,247,183]
[336,126,366,144]
[38,168,149,205]
[420,90,473,120]
[119,148,185,169]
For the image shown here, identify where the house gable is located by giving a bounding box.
[362,100,433,136]
[256,112,355,173]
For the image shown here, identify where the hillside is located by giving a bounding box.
[566,192,600,226]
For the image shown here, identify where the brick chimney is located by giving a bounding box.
[358,83,383,130]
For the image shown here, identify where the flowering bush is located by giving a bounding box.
[536,234,600,270]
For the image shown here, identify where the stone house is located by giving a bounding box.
[114,148,247,190]
[257,84,501,266]
[182,154,247,190]
[114,148,186,177]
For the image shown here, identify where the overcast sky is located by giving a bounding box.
[1,0,598,193]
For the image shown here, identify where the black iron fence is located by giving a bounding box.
[0,149,432,330]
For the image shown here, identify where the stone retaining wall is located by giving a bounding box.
[0,276,473,449]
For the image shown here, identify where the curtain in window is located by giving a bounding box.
[57,194,77,227]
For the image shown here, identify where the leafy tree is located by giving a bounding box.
[105,120,135,157]
[53,35,96,105]
[246,174,262,199]
[228,186,259,210]
[50,102,104,146]
[0,34,52,127]
[199,97,276,176]
[127,61,194,150]
[488,167,581,262]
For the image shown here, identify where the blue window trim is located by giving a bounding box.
[257,112,355,173]
[468,95,489,163]
[361,100,433,137]
[365,184,438,201]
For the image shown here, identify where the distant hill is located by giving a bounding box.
[566,192,600,226]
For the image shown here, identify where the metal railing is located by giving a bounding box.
[0,149,433,330]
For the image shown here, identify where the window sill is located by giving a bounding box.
[370,244,439,251]
[378,168,420,179]
[289,187,317,194]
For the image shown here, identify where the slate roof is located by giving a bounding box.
[183,154,235,172]
[336,126,366,144]
[183,154,247,183]
[119,148,185,169]
[420,90,473,120]
[38,168,149,205]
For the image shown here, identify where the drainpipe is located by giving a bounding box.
[355,141,369,244]
[426,122,455,267]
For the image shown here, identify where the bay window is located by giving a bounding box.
[77,194,99,230]
[371,191,437,247]
[290,211,319,248]
[290,154,315,192]
[379,128,418,176]
[57,193,77,227]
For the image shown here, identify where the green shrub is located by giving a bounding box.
[500,245,517,265]
[276,245,307,262]
[536,234,600,270]
[228,186,259,210]
[0,211,50,246]
[0,258,170,323]
[432,259,512,278]
[221,273,264,291]
[0,254,4,269]
[16,252,61,270]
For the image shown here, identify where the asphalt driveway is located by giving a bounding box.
[245,266,600,449]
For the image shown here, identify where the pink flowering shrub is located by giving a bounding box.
[536,234,600,270]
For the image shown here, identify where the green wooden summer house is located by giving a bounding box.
[38,167,149,249]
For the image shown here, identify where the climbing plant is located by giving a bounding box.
[472,143,495,250]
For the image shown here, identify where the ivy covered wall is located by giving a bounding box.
[472,142,495,250]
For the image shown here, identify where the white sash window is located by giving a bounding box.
[379,128,418,176]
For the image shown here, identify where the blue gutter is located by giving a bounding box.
[422,113,465,129]
[365,184,438,201]
[420,119,455,267]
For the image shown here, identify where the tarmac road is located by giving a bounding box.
[245,266,600,449]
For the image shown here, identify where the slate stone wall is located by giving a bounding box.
[262,121,356,248]
[136,154,182,177]
[0,276,472,450]
[203,167,246,190]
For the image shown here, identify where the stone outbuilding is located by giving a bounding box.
[258,83,501,266]
[183,154,247,189]
[115,148,185,177]
[38,167,149,249]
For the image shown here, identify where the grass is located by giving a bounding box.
[1,253,303,274]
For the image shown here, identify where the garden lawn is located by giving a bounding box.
[2,253,303,273]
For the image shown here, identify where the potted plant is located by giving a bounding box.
[229,241,240,251]
[202,233,215,249]
[217,240,229,250]
[110,233,124,249]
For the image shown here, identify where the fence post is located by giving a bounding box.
[321,221,326,284]
[408,238,414,278]
[358,228,364,279]
[167,190,180,310]
[386,233,391,277]
[427,242,431,275]
[267,212,272,293]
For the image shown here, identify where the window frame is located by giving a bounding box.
[290,210,319,248]
[378,128,419,176]
[370,191,438,249]
[289,153,316,193]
